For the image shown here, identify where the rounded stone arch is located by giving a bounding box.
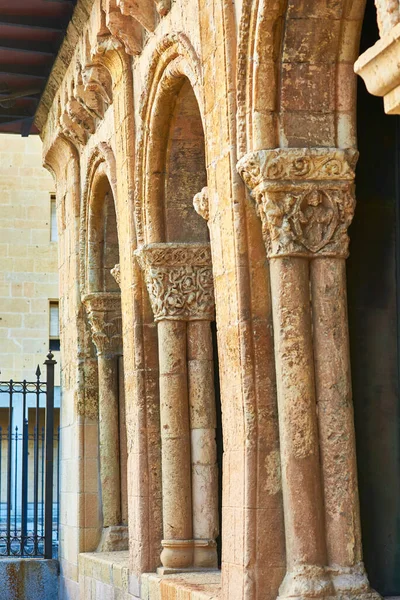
[80,143,120,295]
[237,0,368,155]
[134,33,207,245]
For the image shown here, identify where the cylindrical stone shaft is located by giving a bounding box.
[98,354,122,527]
[158,320,193,569]
[118,355,128,525]
[311,258,365,587]
[270,257,332,598]
[187,321,218,568]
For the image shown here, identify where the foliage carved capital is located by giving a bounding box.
[237,148,359,259]
[135,243,215,322]
[83,292,122,357]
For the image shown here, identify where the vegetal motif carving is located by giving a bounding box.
[83,293,123,356]
[237,148,358,258]
[135,244,215,321]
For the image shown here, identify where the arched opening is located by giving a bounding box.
[164,79,208,243]
[140,70,223,569]
[84,172,128,546]
[348,0,400,593]
[87,177,120,294]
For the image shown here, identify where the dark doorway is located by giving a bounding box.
[348,0,400,594]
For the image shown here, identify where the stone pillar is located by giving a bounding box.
[187,320,218,568]
[237,148,379,600]
[135,243,217,571]
[83,292,124,541]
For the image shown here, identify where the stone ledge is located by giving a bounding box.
[79,551,139,599]
[0,558,59,600]
[141,570,221,600]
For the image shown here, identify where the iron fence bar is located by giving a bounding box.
[57,425,60,546]
[33,367,40,554]
[44,351,56,559]
[0,426,2,520]
[6,382,12,554]
[14,425,18,536]
[21,381,28,554]
[41,427,44,537]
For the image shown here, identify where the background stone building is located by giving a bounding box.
[3,0,400,599]
[0,133,61,555]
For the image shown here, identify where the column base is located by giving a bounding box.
[328,563,381,600]
[193,539,218,569]
[160,539,194,570]
[278,565,335,600]
[97,525,129,552]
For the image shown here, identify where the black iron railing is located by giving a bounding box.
[0,352,59,558]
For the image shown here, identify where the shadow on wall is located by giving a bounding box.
[349,0,400,594]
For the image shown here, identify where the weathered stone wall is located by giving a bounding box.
[37,1,391,600]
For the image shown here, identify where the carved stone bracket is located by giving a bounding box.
[237,148,358,259]
[375,0,400,36]
[111,264,121,287]
[83,292,123,356]
[135,243,215,322]
[193,187,209,222]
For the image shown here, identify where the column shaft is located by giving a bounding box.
[270,257,332,598]
[187,320,218,568]
[97,354,121,527]
[158,319,193,569]
[311,258,368,591]
[118,355,128,525]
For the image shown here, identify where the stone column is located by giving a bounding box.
[237,148,379,600]
[83,292,123,538]
[187,320,218,568]
[135,243,217,571]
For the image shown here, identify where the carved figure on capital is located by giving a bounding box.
[135,243,215,322]
[237,148,358,259]
[83,293,123,356]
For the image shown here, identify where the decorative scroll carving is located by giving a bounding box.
[375,0,400,36]
[237,148,358,259]
[135,243,215,322]
[111,264,121,287]
[83,292,123,356]
[193,187,209,222]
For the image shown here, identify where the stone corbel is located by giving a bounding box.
[105,0,144,55]
[375,0,400,37]
[110,264,121,287]
[237,148,358,259]
[78,64,112,119]
[193,187,209,222]
[355,5,400,114]
[117,0,156,32]
[134,243,215,322]
[83,292,123,357]
[154,0,170,16]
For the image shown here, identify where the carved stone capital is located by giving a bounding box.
[83,292,123,357]
[135,243,215,322]
[237,148,358,259]
[193,187,209,222]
